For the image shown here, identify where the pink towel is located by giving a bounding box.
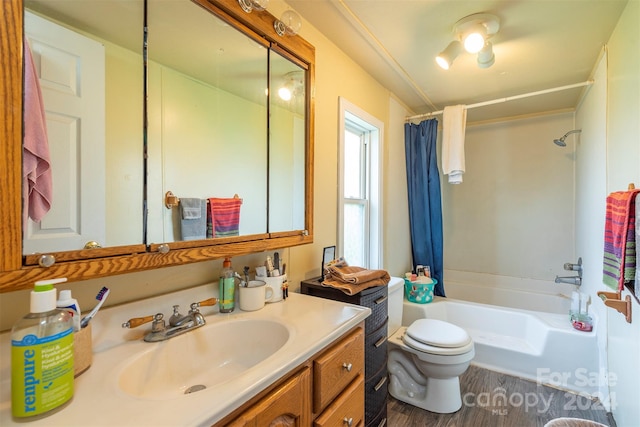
[23,36,52,225]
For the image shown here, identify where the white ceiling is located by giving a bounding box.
[285,0,628,122]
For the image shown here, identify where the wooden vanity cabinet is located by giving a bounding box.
[226,366,311,427]
[219,325,365,427]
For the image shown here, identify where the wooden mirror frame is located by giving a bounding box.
[0,0,314,292]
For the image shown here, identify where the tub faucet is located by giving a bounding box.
[555,275,582,286]
[556,257,582,286]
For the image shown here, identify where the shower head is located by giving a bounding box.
[553,129,582,147]
[553,138,566,147]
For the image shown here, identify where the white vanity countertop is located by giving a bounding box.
[0,283,370,426]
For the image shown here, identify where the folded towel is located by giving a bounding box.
[23,36,52,225]
[180,199,206,241]
[322,265,390,296]
[180,197,202,219]
[442,105,467,184]
[208,197,242,238]
[603,189,640,290]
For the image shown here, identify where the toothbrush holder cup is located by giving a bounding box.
[239,280,274,311]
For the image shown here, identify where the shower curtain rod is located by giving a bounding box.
[406,80,594,121]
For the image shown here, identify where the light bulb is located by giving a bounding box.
[463,31,485,53]
[435,40,462,70]
[278,86,292,101]
[275,10,302,36]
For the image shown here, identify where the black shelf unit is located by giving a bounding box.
[301,278,388,427]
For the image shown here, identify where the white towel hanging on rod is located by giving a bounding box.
[406,80,594,122]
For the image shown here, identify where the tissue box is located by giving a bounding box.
[73,324,93,377]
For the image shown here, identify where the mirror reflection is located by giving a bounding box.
[146,0,269,243]
[23,0,144,255]
[22,0,309,256]
[269,51,307,233]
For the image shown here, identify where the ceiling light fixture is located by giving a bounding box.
[476,41,495,68]
[435,40,463,70]
[237,0,269,13]
[436,12,500,70]
[274,10,302,36]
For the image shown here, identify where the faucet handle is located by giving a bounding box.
[122,313,162,329]
[191,297,218,311]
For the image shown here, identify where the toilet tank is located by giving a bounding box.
[388,277,405,336]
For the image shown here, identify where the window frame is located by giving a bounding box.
[337,97,383,269]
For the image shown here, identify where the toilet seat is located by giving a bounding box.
[403,319,472,356]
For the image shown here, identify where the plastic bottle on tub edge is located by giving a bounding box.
[11,278,74,418]
[219,257,236,313]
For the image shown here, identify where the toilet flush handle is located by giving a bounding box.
[342,362,353,372]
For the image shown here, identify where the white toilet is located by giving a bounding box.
[387,278,475,413]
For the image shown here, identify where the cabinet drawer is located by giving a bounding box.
[365,317,388,376]
[360,288,388,332]
[364,363,388,422]
[313,375,364,427]
[313,327,364,414]
[366,403,387,427]
[226,366,311,426]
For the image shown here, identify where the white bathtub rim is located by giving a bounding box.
[402,296,598,333]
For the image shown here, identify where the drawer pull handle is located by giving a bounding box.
[374,295,388,304]
[343,417,353,426]
[374,336,387,348]
[374,376,387,391]
[342,362,353,372]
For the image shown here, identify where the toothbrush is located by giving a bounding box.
[80,286,110,328]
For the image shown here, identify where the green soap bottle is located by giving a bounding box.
[11,278,74,418]
[219,257,236,313]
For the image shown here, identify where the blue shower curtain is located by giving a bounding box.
[404,119,445,296]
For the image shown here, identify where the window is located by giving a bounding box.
[338,98,383,269]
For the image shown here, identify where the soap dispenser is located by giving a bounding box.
[219,257,236,313]
[11,278,74,418]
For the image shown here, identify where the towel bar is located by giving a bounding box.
[164,191,242,209]
[597,290,632,323]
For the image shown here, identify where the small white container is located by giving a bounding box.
[57,289,81,331]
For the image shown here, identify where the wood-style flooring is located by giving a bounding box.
[387,365,615,427]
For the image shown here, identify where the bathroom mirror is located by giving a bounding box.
[1,0,314,291]
[22,0,145,255]
[146,0,269,243]
[269,49,307,233]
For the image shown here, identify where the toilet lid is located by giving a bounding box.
[405,319,471,348]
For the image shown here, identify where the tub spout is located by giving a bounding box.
[555,275,581,286]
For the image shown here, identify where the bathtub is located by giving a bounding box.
[401,298,600,396]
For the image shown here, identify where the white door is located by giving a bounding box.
[23,11,106,254]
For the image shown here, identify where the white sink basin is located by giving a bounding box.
[117,319,290,399]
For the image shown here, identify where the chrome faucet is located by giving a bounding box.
[555,257,582,286]
[555,275,582,286]
[122,297,217,342]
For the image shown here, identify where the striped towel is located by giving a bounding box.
[207,197,242,238]
[603,189,640,290]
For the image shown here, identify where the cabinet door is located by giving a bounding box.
[227,367,311,427]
